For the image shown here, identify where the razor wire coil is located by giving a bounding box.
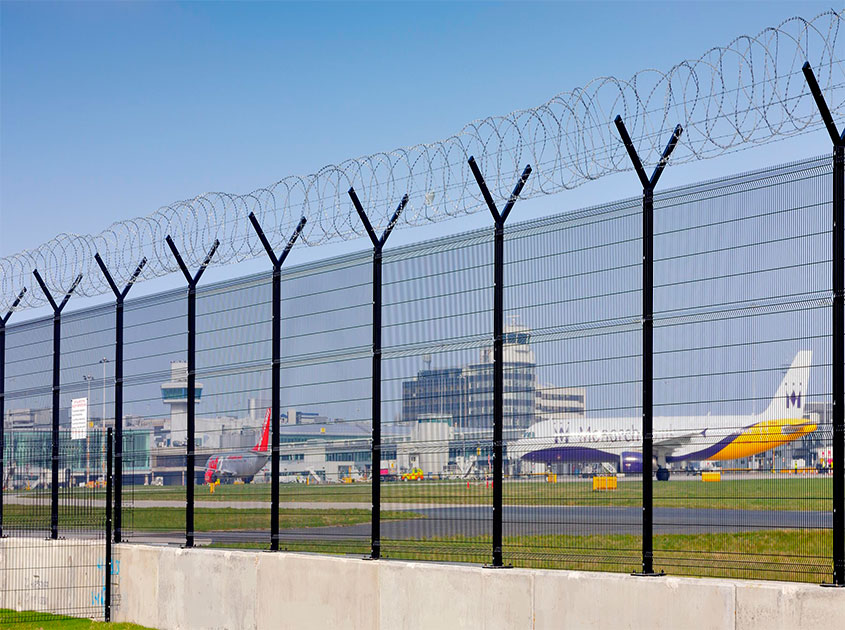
[1,11,843,311]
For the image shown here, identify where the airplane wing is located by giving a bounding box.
[652,430,705,460]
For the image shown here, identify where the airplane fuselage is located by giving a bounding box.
[513,413,817,468]
[205,451,269,483]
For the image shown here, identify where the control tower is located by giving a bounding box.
[480,319,535,365]
[161,361,202,445]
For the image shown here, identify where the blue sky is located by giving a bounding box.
[1,1,839,440]
[1,0,841,312]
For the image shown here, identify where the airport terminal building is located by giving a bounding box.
[4,323,828,486]
[402,323,585,431]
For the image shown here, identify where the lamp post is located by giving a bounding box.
[84,374,94,485]
[100,357,108,483]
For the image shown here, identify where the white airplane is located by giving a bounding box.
[511,351,817,480]
[204,408,270,484]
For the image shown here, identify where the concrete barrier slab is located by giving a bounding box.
[735,579,845,630]
[113,544,162,629]
[379,561,484,630]
[534,570,735,630]
[256,552,378,630]
[481,568,534,630]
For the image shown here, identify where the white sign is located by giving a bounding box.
[71,397,88,440]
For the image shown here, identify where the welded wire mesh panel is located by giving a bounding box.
[2,429,52,535]
[61,306,115,496]
[3,316,52,441]
[0,431,109,623]
[189,274,273,548]
[502,199,643,572]
[650,155,833,582]
[119,288,187,543]
[380,231,494,564]
[272,253,372,556]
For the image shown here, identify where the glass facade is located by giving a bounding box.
[2,429,153,473]
[402,361,537,430]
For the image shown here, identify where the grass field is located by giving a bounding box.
[93,476,838,511]
[0,609,156,629]
[212,529,833,584]
[1,504,421,532]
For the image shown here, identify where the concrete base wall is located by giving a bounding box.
[4,540,845,629]
[113,545,845,630]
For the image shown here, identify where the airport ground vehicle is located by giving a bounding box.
[401,468,424,481]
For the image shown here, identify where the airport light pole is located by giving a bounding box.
[100,357,108,483]
[101,358,108,430]
[84,374,94,485]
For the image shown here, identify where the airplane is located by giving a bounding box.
[511,351,817,480]
[204,407,271,484]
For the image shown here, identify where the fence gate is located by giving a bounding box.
[1,429,114,624]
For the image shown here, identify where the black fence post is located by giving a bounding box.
[802,62,845,588]
[247,213,307,551]
[614,116,682,577]
[0,288,27,538]
[467,156,532,568]
[349,188,408,561]
[165,237,219,548]
[94,254,146,544]
[32,270,82,540]
[105,427,113,621]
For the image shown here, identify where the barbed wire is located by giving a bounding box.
[2,10,843,312]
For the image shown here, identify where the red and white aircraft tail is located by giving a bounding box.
[252,407,271,453]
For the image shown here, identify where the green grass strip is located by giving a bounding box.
[0,609,157,629]
[109,477,836,511]
[212,529,833,584]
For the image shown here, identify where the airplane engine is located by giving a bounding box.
[620,451,642,474]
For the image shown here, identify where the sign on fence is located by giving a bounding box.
[71,397,88,440]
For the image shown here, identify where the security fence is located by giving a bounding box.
[0,149,841,588]
[1,68,844,627]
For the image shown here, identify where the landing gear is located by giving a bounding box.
[656,467,670,482]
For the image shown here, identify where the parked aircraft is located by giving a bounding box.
[204,408,271,484]
[511,351,817,480]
